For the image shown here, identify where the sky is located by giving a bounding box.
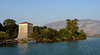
[0,0,100,26]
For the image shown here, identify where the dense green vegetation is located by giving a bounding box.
[65,19,87,40]
[0,31,9,40]
[28,19,87,42]
[0,19,87,42]
[28,26,60,42]
[0,19,18,40]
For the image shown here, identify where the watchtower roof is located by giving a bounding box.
[19,22,32,24]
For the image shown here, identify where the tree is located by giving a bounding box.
[66,19,79,40]
[3,19,18,38]
[79,30,87,39]
[66,19,71,31]
[33,26,41,35]
[66,19,86,40]
[66,19,73,40]
[0,31,9,40]
[0,23,3,31]
[47,28,59,40]
[59,28,67,36]
[3,19,16,27]
[33,26,48,37]
[40,26,47,29]
[40,29,49,37]
[59,28,68,40]
[71,19,79,38]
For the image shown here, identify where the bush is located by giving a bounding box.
[78,30,87,39]
[0,31,9,40]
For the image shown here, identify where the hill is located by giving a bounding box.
[44,19,100,35]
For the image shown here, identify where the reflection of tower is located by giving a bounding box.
[18,43,28,48]
[18,43,29,55]
[17,22,33,39]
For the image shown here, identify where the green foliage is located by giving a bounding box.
[28,19,87,42]
[30,26,60,41]
[47,28,59,40]
[33,26,47,35]
[66,19,86,40]
[0,31,9,40]
[59,29,67,35]
[3,19,16,27]
[40,29,49,37]
[59,28,68,40]
[79,30,87,39]
[4,19,18,38]
[0,23,3,31]
[0,19,18,39]
[66,19,79,40]
[0,18,87,41]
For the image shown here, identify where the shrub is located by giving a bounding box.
[0,31,9,40]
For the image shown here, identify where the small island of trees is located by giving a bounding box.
[0,19,87,43]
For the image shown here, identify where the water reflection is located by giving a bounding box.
[0,43,16,47]
[17,43,30,55]
[86,37,97,40]
[65,41,85,55]
[0,37,100,55]
[18,43,28,48]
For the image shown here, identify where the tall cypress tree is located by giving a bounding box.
[66,19,79,40]
[66,19,73,40]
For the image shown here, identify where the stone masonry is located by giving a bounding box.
[17,22,33,39]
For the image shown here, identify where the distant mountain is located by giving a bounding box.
[44,19,100,35]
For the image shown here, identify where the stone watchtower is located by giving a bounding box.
[17,22,33,39]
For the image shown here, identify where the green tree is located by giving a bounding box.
[66,19,73,40]
[71,19,79,38]
[40,29,49,37]
[79,30,87,39]
[66,19,79,40]
[66,19,87,40]
[40,26,47,29]
[33,26,48,37]
[0,31,9,40]
[33,26,41,35]
[3,19,16,27]
[0,23,3,31]
[66,19,71,31]
[59,29,67,36]
[59,28,68,40]
[3,19,18,38]
[47,28,59,40]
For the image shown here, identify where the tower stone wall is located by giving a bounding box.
[17,22,33,40]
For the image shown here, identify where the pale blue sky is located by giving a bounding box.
[0,0,100,26]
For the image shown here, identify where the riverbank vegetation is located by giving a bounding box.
[0,19,18,40]
[0,19,87,42]
[28,19,87,42]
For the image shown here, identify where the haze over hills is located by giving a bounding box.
[44,19,100,35]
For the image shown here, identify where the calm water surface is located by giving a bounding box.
[0,37,100,55]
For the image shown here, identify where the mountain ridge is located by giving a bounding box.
[44,19,100,35]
